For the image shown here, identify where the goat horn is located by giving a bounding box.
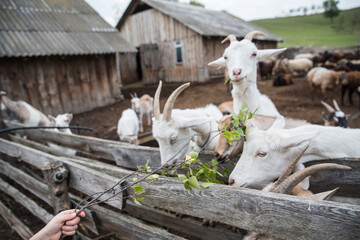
[320,100,335,113]
[221,34,237,44]
[163,82,190,122]
[308,187,339,200]
[332,99,341,112]
[269,143,309,192]
[273,163,351,194]
[153,81,162,120]
[244,31,267,41]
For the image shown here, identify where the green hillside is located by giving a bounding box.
[251,7,360,47]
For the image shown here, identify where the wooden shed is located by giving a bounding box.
[116,0,283,84]
[0,0,136,116]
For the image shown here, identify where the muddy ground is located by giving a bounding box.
[73,76,360,141]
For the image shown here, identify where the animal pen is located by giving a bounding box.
[0,120,359,240]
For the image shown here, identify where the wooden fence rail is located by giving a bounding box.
[0,121,360,240]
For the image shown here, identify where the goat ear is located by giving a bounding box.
[257,48,287,61]
[269,115,286,130]
[68,113,73,122]
[208,57,226,68]
[48,115,56,122]
[322,112,330,121]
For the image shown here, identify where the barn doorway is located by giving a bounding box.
[136,47,143,81]
[138,43,162,84]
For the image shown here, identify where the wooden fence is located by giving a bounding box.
[0,120,359,240]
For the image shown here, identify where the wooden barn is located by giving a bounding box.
[0,0,136,116]
[116,0,283,84]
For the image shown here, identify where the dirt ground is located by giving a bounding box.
[73,76,360,140]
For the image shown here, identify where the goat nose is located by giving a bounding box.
[233,69,241,76]
[228,179,235,186]
[214,152,220,158]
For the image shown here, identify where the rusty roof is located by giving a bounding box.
[117,0,283,42]
[0,0,136,57]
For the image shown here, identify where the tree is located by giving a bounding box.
[323,0,340,24]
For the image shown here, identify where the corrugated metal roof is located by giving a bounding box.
[117,0,282,42]
[0,0,136,57]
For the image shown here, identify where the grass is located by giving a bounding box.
[251,7,360,47]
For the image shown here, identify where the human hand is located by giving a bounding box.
[30,209,86,240]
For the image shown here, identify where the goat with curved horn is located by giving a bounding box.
[221,34,237,44]
[152,81,223,165]
[244,31,267,41]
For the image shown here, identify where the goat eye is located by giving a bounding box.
[256,152,266,158]
[224,56,228,60]
[251,53,257,58]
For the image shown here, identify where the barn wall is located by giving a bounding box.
[0,54,122,116]
[119,9,207,83]
[118,52,139,85]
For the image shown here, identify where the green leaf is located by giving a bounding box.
[190,151,198,159]
[201,182,215,188]
[188,176,201,189]
[239,111,246,124]
[133,186,145,194]
[241,101,248,110]
[235,128,244,136]
[224,77,232,84]
[178,174,188,181]
[183,181,191,190]
[211,158,218,167]
[136,197,144,201]
[245,127,249,137]
[132,177,138,182]
[248,111,254,120]
[134,199,142,206]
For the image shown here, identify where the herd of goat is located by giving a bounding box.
[1,30,359,238]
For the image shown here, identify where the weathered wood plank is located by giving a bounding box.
[0,158,51,205]
[0,138,124,209]
[0,200,34,240]
[0,178,54,224]
[125,202,244,240]
[89,204,186,240]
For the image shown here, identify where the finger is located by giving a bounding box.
[62,224,78,232]
[65,216,80,226]
[55,210,77,224]
[76,211,86,218]
[62,230,76,236]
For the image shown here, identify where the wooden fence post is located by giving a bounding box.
[42,161,71,214]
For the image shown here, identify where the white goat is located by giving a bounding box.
[0,91,50,126]
[307,67,346,100]
[228,115,360,190]
[130,93,153,132]
[117,108,139,145]
[281,58,313,74]
[208,31,286,116]
[153,81,223,165]
[215,114,308,162]
[48,113,76,156]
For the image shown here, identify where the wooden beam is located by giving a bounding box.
[0,178,54,224]
[1,138,359,239]
[42,161,72,214]
[125,202,244,240]
[90,204,186,240]
[0,138,125,210]
[0,200,34,240]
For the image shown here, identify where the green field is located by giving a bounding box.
[251,7,360,47]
